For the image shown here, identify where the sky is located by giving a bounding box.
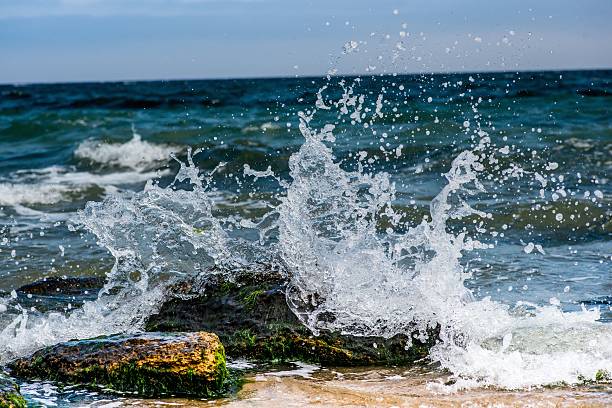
[1,0,611,84]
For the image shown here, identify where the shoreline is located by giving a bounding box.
[88,365,612,407]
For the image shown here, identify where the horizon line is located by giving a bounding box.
[2,66,611,87]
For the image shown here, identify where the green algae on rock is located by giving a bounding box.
[0,373,26,408]
[595,369,611,383]
[578,369,612,386]
[146,268,438,366]
[9,332,228,397]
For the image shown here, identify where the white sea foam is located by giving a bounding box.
[428,302,612,390]
[242,122,281,133]
[0,183,72,206]
[0,166,168,206]
[74,128,179,172]
[42,168,167,188]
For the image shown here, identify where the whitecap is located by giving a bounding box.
[241,122,281,133]
[74,128,179,172]
[0,166,169,206]
[0,183,72,206]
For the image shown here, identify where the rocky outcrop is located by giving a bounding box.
[12,267,438,369]
[9,332,228,397]
[146,268,438,366]
[0,373,26,408]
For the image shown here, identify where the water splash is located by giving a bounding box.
[0,149,229,362]
[0,80,610,391]
[274,86,611,389]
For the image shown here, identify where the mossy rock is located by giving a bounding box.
[146,268,438,366]
[9,332,228,398]
[578,369,612,385]
[0,373,26,408]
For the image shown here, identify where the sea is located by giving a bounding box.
[0,70,610,406]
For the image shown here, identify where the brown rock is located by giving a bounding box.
[9,332,228,397]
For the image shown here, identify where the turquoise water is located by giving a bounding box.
[0,70,610,404]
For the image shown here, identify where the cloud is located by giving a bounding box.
[0,0,265,18]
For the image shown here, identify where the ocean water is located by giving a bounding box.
[0,70,611,403]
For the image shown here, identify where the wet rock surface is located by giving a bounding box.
[12,276,105,313]
[16,276,105,296]
[0,372,26,408]
[9,270,438,368]
[146,268,438,366]
[9,332,228,397]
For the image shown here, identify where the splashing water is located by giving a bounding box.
[277,114,481,340]
[0,81,610,392]
[0,149,230,362]
[275,89,612,389]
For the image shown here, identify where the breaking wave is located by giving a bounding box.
[0,182,72,206]
[74,126,179,172]
[0,166,167,206]
[0,82,610,392]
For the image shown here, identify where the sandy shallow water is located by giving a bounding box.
[91,365,611,408]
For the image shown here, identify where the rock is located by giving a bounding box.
[9,332,228,397]
[13,276,105,313]
[146,267,438,366]
[17,276,105,296]
[0,373,26,408]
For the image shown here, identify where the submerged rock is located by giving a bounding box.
[9,332,228,397]
[16,276,105,296]
[146,268,437,366]
[13,276,104,313]
[0,373,26,408]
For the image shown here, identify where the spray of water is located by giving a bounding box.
[0,149,230,362]
[277,112,486,341]
[274,86,611,389]
[0,81,610,390]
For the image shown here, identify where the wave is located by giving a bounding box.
[0,183,72,206]
[74,127,179,172]
[59,97,225,109]
[577,88,611,97]
[0,166,167,206]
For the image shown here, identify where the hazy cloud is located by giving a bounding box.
[0,0,264,18]
[1,0,611,83]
